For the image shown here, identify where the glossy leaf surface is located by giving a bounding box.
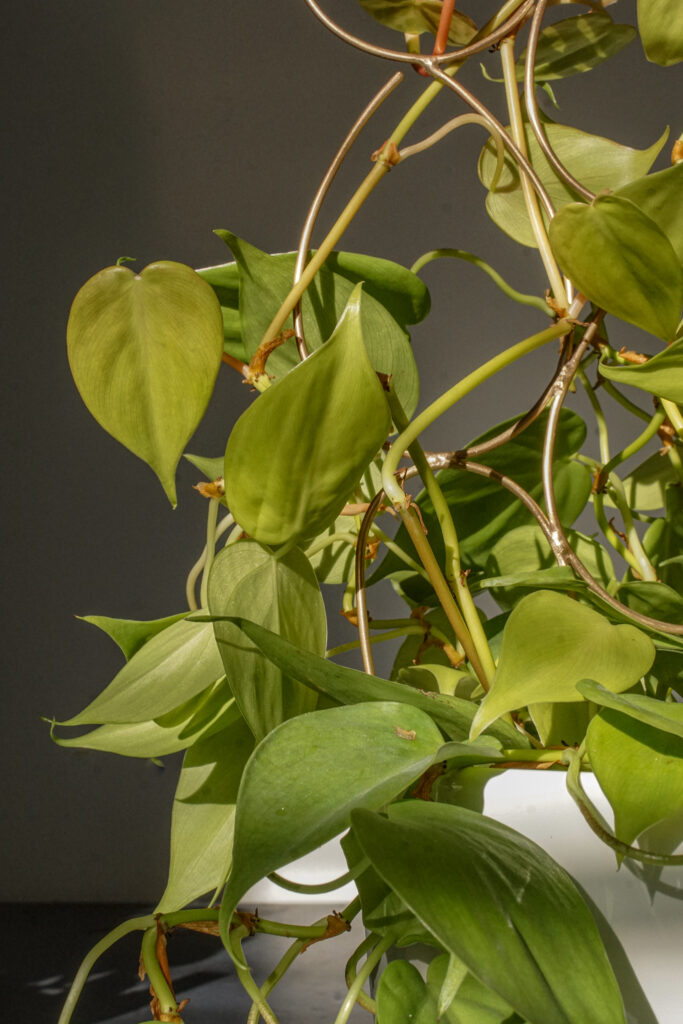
[550,196,683,340]
[78,611,188,661]
[353,801,625,1024]
[637,0,683,65]
[224,285,391,547]
[357,0,476,43]
[222,701,445,922]
[479,122,666,248]
[67,261,223,505]
[59,615,224,725]
[600,338,683,402]
[156,716,254,913]
[587,706,683,845]
[214,233,425,415]
[470,591,655,739]
[518,12,635,80]
[51,678,236,759]
[220,616,525,747]
[208,541,326,741]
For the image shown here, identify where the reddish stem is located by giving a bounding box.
[434,0,456,56]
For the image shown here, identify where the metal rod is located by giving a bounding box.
[524,0,595,202]
[303,0,535,68]
[292,71,404,359]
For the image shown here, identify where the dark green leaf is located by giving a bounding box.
[353,801,625,1024]
[518,12,635,81]
[156,716,254,913]
[208,541,326,741]
[371,409,591,600]
[218,615,526,747]
[224,285,391,547]
[479,122,667,248]
[58,615,224,725]
[470,591,655,739]
[600,338,683,402]
[637,0,683,65]
[78,611,188,661]
[549,196,683,341]
[376,961,438,1023]
[222,701,445,926]
[427,953,523,1024]
[67,262,224,505]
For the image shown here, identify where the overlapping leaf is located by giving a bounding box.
[220,701,445,945]
[77,611,188,661]
[156,717,254,913]
[615,163,683,266]
[517,11,635,81]
[550,196,683,340]
[67,261,224,505]
[600,338,683,402]
[357,0,476,44]
[470,591,655,739]
[224,285,391,547]
[353,801,626,1024]
[479,122,667,248]
[208,541,326,741]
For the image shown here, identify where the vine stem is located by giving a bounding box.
[140,924,182,1020]
[199,497,219,608]
[185,510,233,610]
[333,932,394,1024]
[499,36,567,306]
[58,914,156,1024]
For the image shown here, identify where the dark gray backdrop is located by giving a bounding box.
[4,0,679,902]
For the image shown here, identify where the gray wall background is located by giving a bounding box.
[4,0,679,901]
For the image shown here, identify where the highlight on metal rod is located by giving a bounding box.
[292,71,404,359]
[303,0,535,68]
[524,0,595,202]
[355,490,386,675]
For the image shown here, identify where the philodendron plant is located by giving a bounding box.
[54,1,682,1022]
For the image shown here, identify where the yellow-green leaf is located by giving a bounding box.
[600,338,683,403]
[637,0,683,65]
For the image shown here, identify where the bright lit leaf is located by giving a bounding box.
[67,261,224,505]
[637,0,683,65]
[577,680,683,740]
[600,338,683,402]
[77,611,188,661]
[470,591,655,739]
[224,285,391,547]
[615,164,683,266]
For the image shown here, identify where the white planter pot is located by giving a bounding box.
[247,770,682,1024]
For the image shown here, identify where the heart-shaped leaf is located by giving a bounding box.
[600,338,683,403]
[586,706,683,845]
[549,196,683,341]
[479,122,667,248]
[156,717,254,913]
[78,611,188,661]
[58,615,224,725]
[50,678,236,759]
[518,11,635,81]
[220,702,445,942]
[208,541,326,741]
[353,801,626,1024]
[218,615,525,747]
[67,261,224,505]
[470,591,655,739]
[637,0,683,65]
[224,285,391,547]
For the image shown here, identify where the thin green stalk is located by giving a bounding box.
[662,398,683,438]
[411,248,552,315]
[229,925,281,1024]
[246,937,310,1024]
[600,407,667,484]
[577,367,610,464]
[610,476,658,582]
[370,524,432,580]
[345,934,381,1015]
[268,862,366,895]
[600,379,651,423]
[327,624,426,658]
[305,532,357,557]
[58,914,155,1024]
[185,510,233,610]
[199,497,220,608]
[140,924,182,1020]
[334,932,394,1024]
[386,389,496,688]
[499,37,566,306]
[667,444,683,486]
